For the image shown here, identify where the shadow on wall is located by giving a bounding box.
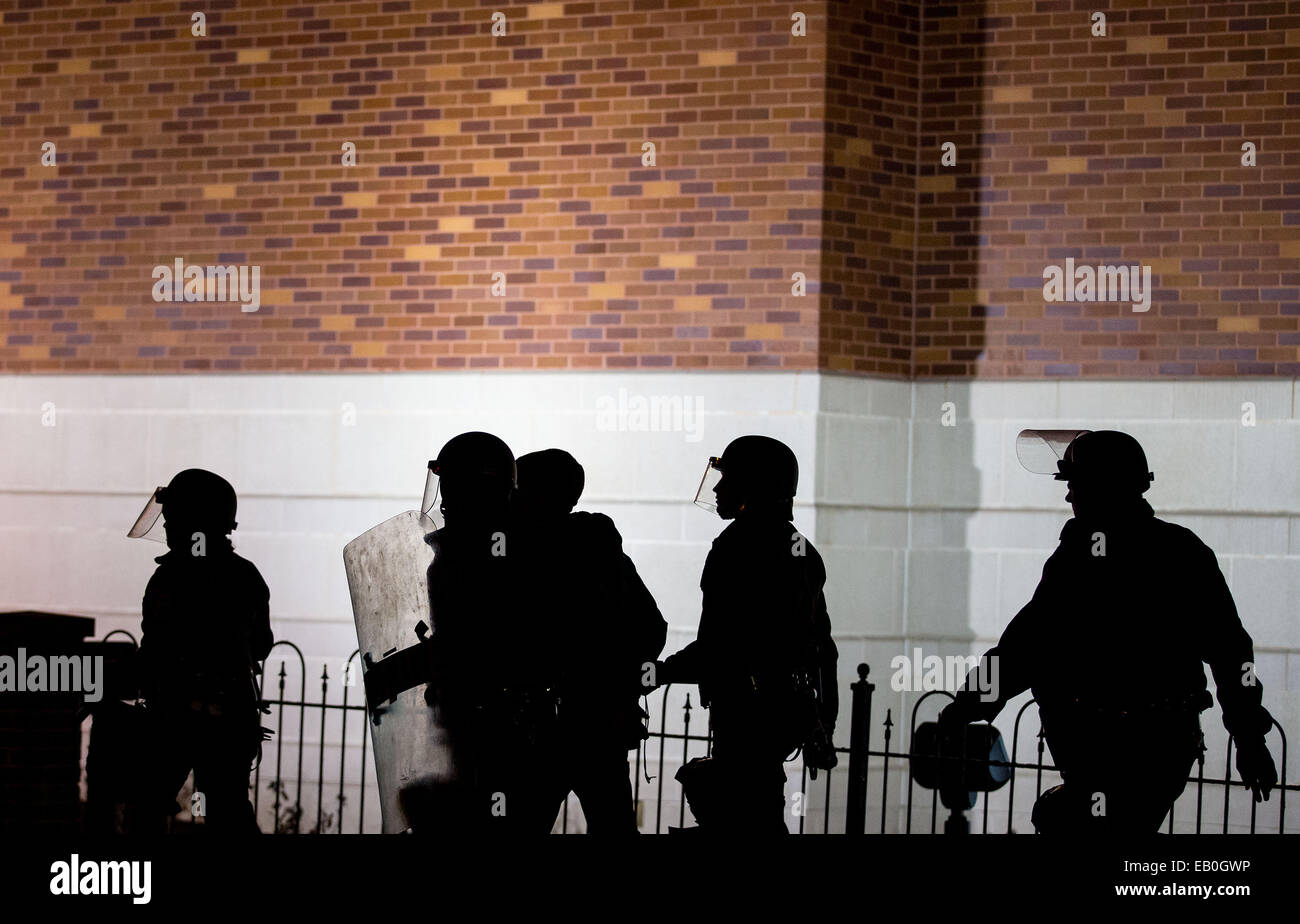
[896,0,996,830]
[906,5,991,685]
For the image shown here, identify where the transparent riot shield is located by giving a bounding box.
[344,509,460,832]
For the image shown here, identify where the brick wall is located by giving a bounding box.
[0,0,826,372]
[2,1,1297,378]
[819,0,919,377]
[915,0,1300,378]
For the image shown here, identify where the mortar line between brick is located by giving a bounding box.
[910,1,925,384]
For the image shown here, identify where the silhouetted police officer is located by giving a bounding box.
[133,469,272,833]
[423,432,560,833]
[939,430,1278,833]
[513,449,667,833]
[656,436,838,833]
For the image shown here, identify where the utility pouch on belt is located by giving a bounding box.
[912,720,1011,811]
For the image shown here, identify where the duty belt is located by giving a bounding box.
[468,685,559,747]
[1054,690,1213,716]
[470,685,559,720]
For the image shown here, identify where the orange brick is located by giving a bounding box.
[1126,96,1166,112]
[992,86,1033,103]
[1045,157,1088,174]
[1126,37,1166,53]
[918,176,954,192]
[699,51,737,67]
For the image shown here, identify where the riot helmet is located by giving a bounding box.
[421,431,516,528]
[1056,430,1153,494]
[515,448,585,520]
[1017,428,1154,520]
[694,435,798,520]
[128,468,238,543]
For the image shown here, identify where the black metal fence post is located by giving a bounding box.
[845,663,873,834]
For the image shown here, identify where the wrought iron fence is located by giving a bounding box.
[86,635,1295,834]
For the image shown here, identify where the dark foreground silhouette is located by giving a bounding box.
[656,436,839,833]
[940,430,1277,833]
[129,469,273,833]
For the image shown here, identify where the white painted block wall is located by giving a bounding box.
[835,376,1300,833]
[1,371,1296,832]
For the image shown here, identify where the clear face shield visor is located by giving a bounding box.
[693,456,724,512]
[420,461,444,530]
[127,487,167,542]
[1015,429,1091,480]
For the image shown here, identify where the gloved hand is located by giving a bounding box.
[1235,737,1277,803]
[937,699,973,739]
[804,723,838,781]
